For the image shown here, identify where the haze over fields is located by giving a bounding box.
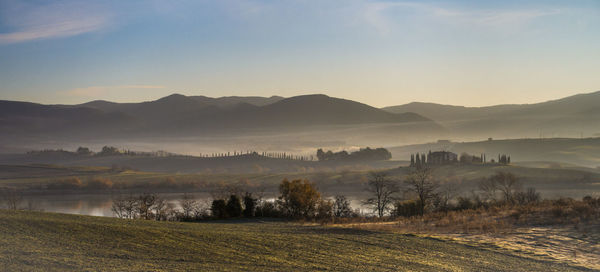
[2,91,600,167]
[2,1,600,270]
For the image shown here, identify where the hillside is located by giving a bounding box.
[383,90,600,139]
[0,151,401,174]
[0,210,586,271]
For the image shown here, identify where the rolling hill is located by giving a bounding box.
[383,90,600,139]
[388,137,600,168]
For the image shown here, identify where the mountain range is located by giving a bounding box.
[383,90,600,139]
[0,94,435,139]
[1,91,599,154]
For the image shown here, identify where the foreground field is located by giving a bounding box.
[0,210,589,271]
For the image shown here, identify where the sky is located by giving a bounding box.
[0,0,599,108]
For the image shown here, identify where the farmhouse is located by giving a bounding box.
[410,151,458,167]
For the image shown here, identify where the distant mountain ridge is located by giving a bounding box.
[0,94,436,139]
[383,90,600,121]
[383,90,600,138]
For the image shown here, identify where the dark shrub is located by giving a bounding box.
[456,196,474,210]
[211,199,228,219]
[393,200,422,217]
[226,195,243,217]
[514,187,540,205]
[255,201,281,217]
[243,193,256,217]
[333,195,354,218]
[315,199,333,220]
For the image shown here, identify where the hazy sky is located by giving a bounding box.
[1,0,599,107]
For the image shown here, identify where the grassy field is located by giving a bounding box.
[2,163,599,198]
[0,210,590,271]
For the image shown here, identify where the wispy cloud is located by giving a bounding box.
[0,1,112,44]
[362,1,561,34]
[61,85,166,98]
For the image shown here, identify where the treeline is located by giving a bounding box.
[28,146,179,157]
[316,147,391,161]
[111,179,358,222]
[28,146,316,161]
[362,169,543,218]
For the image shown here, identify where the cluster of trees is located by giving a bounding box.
[209,179,357,220]
[316,147,392,162]
[108,168,544,221]
[497,154,511,164]
[202,151,314,161]
[210,194,256,218]
[30,146,317,161]
[111,193,210,221]
[111,179,359,221]
[459,153,484,164]
[360,168,541,218]
[1,189,39,211]
[360,169,443,217]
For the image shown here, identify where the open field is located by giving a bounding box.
[340,199,600,270]
[1,163,598,199]
[0,210,590,271]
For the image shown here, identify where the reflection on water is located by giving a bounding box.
[20,193,369,217]
[22,193,213,217]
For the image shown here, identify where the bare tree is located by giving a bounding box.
[179,193,197,218]
[489,172,521,204]
[137,193,157,220]
[363,172,399,217]
[153,197,168,221]
[404,167,439,215]
[111,194,138,219]
[478,178,498,202]
[333,195,354,218]
[3,189,23,210]
[111,195,128,218]
[434,183,457,212]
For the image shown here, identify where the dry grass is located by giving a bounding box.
[339,198,600,270]
[1,210,586,272]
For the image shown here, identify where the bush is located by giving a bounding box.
[255,201,281,217]
[278,179,321,218]
[393,200,422,217]
[243,193,256,217]
[333,195,354,218]
[315,199,333,221]
[211,199,228,219]
[514,188,540,205]
[456,196,474,210]
[225,195,243,218]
